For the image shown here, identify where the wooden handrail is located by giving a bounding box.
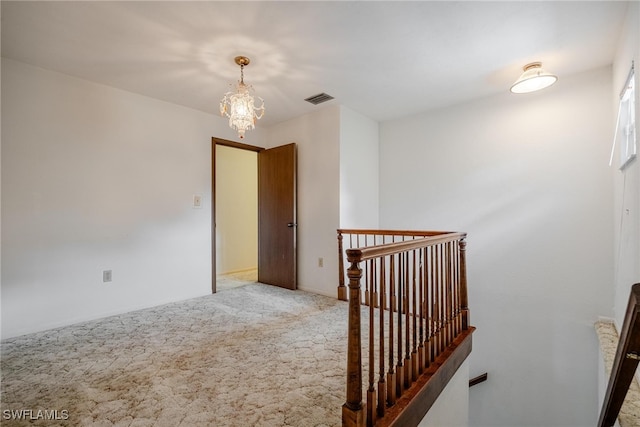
[598,283,640,427]
[338,229,454,237]
[340,230,473,427]
[347,233,468,263]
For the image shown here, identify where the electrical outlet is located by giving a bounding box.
[103,270,112,283]
[318,257,324,268]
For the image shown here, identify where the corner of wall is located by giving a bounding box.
[338,106,380,229]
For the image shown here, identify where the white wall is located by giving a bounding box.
[609,0,640,395]
[418,360,469,427]
[266,105,341,297]
[1,58,265,338]
[379,67,614,426]
[339,106,380,229]
[215,145,258,275]
[611,0,640,332]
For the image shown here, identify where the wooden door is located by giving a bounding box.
[258,143,297,289]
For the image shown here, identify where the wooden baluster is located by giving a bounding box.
[361,235,369,306]
[453,241,461,335]
[454,242,458,339]
[378,257,386,418]
[404,251,412,389]
[439,244,444,348]
[419,248,425,371]
[411,249,419,382]
[363,235,369,307]
[442,243,448,350]
[418,247,425,374]
[429,245,437,362]
[338,231,347,301]
[423,246,431,370]
[430,245,437,360]
[453,242,458,339]
[449,241,456,336]
[459,238,469,330]
[367,260,376,427]
[373,246,379,309]
[349,233,355,304]
[387,254,396,407]
[440,244,449,352]
[367,236,372,308]
[446,241,453,346]
[396,252,404,398]
[434,245,442,357]
[343,258,364,427]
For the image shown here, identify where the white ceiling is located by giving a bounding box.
[1,1,630,127]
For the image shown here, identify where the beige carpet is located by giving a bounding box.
[1,284,349,426]
[217,269,258,291]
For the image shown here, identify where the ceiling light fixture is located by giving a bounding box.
[510,62,558,94]
[220,56,265,139]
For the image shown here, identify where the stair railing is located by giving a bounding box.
[339,229,474,427]
[598,283,640,427]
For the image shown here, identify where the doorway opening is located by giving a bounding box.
[212,137,297,294]
[212,138,263,293]
[215,144,258,291]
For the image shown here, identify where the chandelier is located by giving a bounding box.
[219,56,265,139]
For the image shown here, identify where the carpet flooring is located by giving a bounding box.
[1,284,350,427]
[216,269,259,291]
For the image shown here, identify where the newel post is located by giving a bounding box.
[459,238,470,330]
[343,256,365,427]
[338,230,348,301]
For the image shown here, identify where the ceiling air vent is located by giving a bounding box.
[304,93,334,105]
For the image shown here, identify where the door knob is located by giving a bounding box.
[287,223,297,228]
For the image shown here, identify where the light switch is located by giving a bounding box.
[103,270,112,283]
[193,194,202,209]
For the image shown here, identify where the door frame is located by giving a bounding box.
[211,137,264,293]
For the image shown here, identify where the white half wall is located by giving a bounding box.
[215,145,258,276]
[266,105,340,297]
[380,67,614,426]
[418,360,469,427]
[1,58,266,338]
